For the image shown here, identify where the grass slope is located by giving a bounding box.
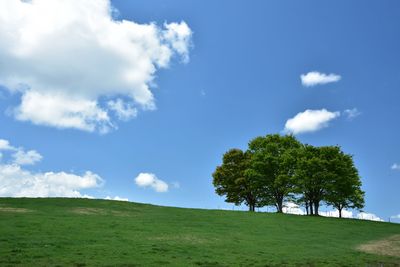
[0,198,399,266]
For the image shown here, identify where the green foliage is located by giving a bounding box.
[212,149,264,211]
[247,134,301,212]
[295,145,365,216]
[0,198,399,266]
[213,133,365,216]
[295,145,336,215]
[324,150,365,217]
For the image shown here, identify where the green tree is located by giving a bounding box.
[212,149,264,211]
[247,134,301,213]
[296,145,334,215]
[324,152,365,218]
[296,145,365,216]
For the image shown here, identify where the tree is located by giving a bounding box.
[324,152,365,218]
[212,134,365,217]
[212,149,264,211]
[295,145,334,215]
[296,145,365,216]
[247,134,301,213]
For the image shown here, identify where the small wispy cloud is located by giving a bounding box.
[390,214,400,219]
[0,138,42,165]
[391,163,400,170]
[107,99,137,121]
[301,71,341,87]
[0,139,15,151]
[344,108,361,120]
[171,181,181,189]
[12,149,42,166]
[284,109,340,135]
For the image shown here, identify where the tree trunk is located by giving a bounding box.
[338,206,342,218]
[248,204,255,212]
[276,201,283,213]
[309,201,314,215]
[314,201,319,216]
[305,201,309,215]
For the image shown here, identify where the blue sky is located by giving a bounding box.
[0,0,399,222]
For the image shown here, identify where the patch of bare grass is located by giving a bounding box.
[70,207,132,217]
[357,234,400,258]
[0,207,33,213]
[71,207,106,215]
[148,234,216,245]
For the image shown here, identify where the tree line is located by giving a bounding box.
[212,134,365,218]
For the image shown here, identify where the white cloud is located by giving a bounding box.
[15,91,112,133]
[283,202,384,222]
[301,71,341,87]
[0,138,42,165]
[284,109,340,134]
[0,164,103,197]
[390,214,400,219]
[320,209,354,219]
[163,22,192,64]
[282,202,306,215]
[0,138,103,197]
[0,139,15,150]
[282,203,355,218]
[357,212,384,222]
[344,108,361,120]
[391,163,400,170]
[105,196,129,202]
[12,149,42,165]
[0,0,192,133]
[107,98,137,121]
[135,172,168,193]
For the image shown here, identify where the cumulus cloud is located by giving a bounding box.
[284,109,340,134]
[344,108,361,120]
[0,139,15,150]
[0,0,192,133]
[391,163,400,170]
[12,149,42,165]
[301,71,341,87]
[105,196,129,202]
[135,172,169,193]
[0,138,42,165]
[15,91,112,133]
[0,164,103,197]
[0,138,103,197]
[390,214,400,220]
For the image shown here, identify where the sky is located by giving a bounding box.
[0,0,400,222]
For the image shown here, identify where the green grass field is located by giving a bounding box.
[0,198,399,266]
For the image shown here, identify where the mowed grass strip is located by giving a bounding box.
[0,198,399,266]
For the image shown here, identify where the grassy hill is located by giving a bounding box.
[0,198,399,266]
